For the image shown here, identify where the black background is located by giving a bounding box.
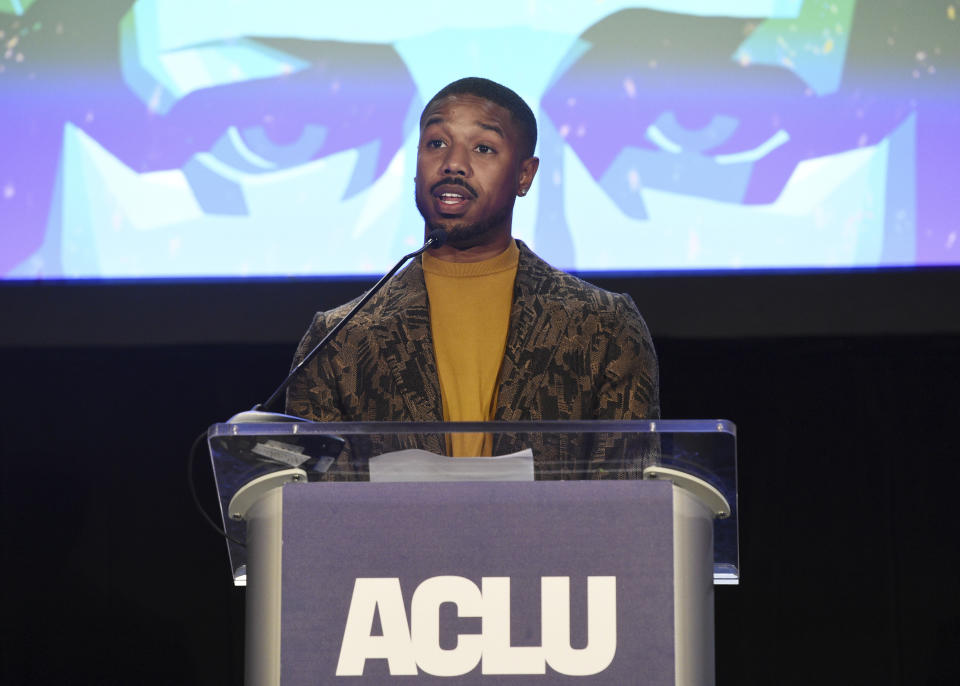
[2,271,959,684]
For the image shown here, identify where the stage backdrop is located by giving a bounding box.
[2,0,958,279]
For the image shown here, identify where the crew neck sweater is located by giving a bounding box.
[421,240,520,456]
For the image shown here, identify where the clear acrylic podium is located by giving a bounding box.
[208,420,738,685]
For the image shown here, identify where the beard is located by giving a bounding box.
[415,195,513,250]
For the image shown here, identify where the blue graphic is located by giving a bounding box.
[0,0,956,278]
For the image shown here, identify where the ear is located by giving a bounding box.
[517,156,540,197]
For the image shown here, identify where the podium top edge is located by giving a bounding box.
[208,419,737,437]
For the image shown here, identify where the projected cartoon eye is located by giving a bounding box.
[209,124,328,172]
[542,10,809,212]
[541,7,909,214]
[95,39,417,207]
[643,112,790,165]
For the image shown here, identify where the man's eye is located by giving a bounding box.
[475,144,495,154]
[425,139,445,149]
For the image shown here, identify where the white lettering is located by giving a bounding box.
[336,575,617,677]
[335,578,417,676]
[542,576,617,676]
[481,577,545,674]
[410,576,483,676]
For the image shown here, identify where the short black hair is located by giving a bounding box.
[420,77,538,158]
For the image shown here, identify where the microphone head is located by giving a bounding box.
[425,229,447,248]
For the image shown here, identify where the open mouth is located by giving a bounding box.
[431,182,476,214]
[438,191,469,206]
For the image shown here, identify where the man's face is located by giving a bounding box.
[415,95,538,249]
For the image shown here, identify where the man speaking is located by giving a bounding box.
[286,78,658,470]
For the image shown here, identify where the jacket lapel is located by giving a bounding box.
[495,242,563,421]
[374,258,445,423]
[372,242,561,424]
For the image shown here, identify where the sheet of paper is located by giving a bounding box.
[369,448,534,483]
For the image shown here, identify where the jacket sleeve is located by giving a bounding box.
[587,292,661,478]
[285,312,345,422]
[594,292,660,421]
[285,312,376,480]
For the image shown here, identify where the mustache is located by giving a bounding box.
[430,177,478,198]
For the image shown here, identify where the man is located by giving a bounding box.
[286,78,659,476]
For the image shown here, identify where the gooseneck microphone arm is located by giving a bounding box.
[199,231,446,550]
[255,229,448,416]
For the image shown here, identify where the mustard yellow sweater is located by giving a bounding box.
[422,241,519,456]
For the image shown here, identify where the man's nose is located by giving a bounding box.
[442,145,470,176]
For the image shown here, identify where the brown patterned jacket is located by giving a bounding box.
[286,241,659,479]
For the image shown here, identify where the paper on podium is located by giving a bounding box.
[368,448,534,483]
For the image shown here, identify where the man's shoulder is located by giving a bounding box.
[517,241,634,314]
[310,259,424,331]
[321,293,366,324]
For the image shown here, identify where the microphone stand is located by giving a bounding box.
[192,230,448,545]
[228,229,447,423]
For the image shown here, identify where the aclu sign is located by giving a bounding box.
[279,480,676,685]
[336,575,617,677]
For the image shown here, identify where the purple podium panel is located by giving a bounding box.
[280,479,675,685]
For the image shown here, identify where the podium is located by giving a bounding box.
[208,420,738,685]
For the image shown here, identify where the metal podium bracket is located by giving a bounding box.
[643,466,731,519]
[228,468,308,521]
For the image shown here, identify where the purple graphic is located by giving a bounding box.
[541,4,958,266]
[1,0,957,278]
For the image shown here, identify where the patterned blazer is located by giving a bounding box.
[286,241,659,478]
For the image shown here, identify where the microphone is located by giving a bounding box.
[422,229,448,250]
[228,229,447,423]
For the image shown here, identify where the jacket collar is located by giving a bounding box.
[496,241,560,420]
[375,239,555,422]
[376,256,443,422]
